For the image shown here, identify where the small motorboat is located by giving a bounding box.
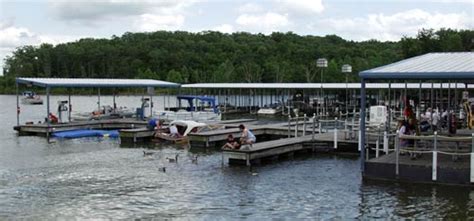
[257,103,283,115]
[73,105,134,121]
[153,120,210,144]
[21,91,43,105]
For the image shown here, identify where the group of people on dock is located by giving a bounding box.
[222,124,256,150]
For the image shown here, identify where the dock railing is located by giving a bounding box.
[394,131,474,182]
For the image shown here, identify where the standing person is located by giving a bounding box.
[239,124,256,145]
[431,109,440,132]
[398,119,409,148]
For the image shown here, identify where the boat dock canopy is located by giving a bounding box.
[16,78,180,88]
[359,52,474,80]
[182,83,474,89]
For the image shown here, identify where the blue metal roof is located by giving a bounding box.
[16,78,180,88]
[360,52,474,80]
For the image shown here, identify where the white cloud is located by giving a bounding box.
[315,9,473,41]
[0,21,85,75]
[237,3,263,13]
[212,24,234,34]
[48,0,197,31]
[135,14,185,31]
[275,0,324,15]
[0,23,39,49]
[236,12,290,34]
[48,0,192,22]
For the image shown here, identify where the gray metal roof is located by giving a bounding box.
[16,78,180,88]
[182,83,470,89]
[360,52,474,80]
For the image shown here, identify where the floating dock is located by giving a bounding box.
[119,118,257,143]
[14,119,147,136]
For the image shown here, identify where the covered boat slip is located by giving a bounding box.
[359,52,474,186]
[181,82,474,118]
[14,78,180,139]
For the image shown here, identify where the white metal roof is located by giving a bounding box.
[182,83,470,89]
[16,78,180,88]
[360,52,474,79]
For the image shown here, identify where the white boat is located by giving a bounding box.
[155,95,221,122]
[73,105,134,121]
[21,91,43,105]
[257,103,283,115]
[153,120,209,143]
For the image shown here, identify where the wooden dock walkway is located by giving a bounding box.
[188,122,314,147]
[222,132,366,166]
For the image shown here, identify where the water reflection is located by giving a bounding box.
[1,95,473,219]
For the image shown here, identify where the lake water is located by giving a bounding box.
[1,94,473,219]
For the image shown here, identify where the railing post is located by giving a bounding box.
[295,114,299,138]
[471,133,474,183]
[358,129,362,152]
[318,120,322,134]
[312,113,316,141]
[376,132,380,158]
[288,115,291,138]
[383,131,388,154]
[432,150,437,181]
[334,126,338,149]
[303,114,307,136]
[395,130,400,176]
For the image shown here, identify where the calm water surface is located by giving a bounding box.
[0,94,473,219]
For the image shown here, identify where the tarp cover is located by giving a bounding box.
[53,129,119,139]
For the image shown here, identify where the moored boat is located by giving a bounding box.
[153,120,208,144]
[72,105,134,121]
[21,91,43,105]
[155,95,221,122]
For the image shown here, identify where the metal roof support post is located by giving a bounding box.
[46,86,50,142]
[418,81,422,121]
[16,82,19,126]
[431,82,434,118]
[97,88,101,112]
[113,88,116,112]
[387,81,391,132]
[163,89,166,112]
[68,89,71,122]
[360,78,367,173]
[455,82,458,114]
[150,90,153,118]
[448,81,451,112]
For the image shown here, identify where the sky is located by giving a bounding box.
[0,0,473,75]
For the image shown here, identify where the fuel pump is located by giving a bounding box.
[57,100,68,123]
[140,98,150,120]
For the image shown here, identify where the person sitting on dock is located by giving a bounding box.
[222,134,240,150]
[239,124,256,145]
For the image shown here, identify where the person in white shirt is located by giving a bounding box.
[431,110,440,132]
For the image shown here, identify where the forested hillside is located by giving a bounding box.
[1,28,472,93]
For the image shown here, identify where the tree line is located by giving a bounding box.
[1,28,472,93]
